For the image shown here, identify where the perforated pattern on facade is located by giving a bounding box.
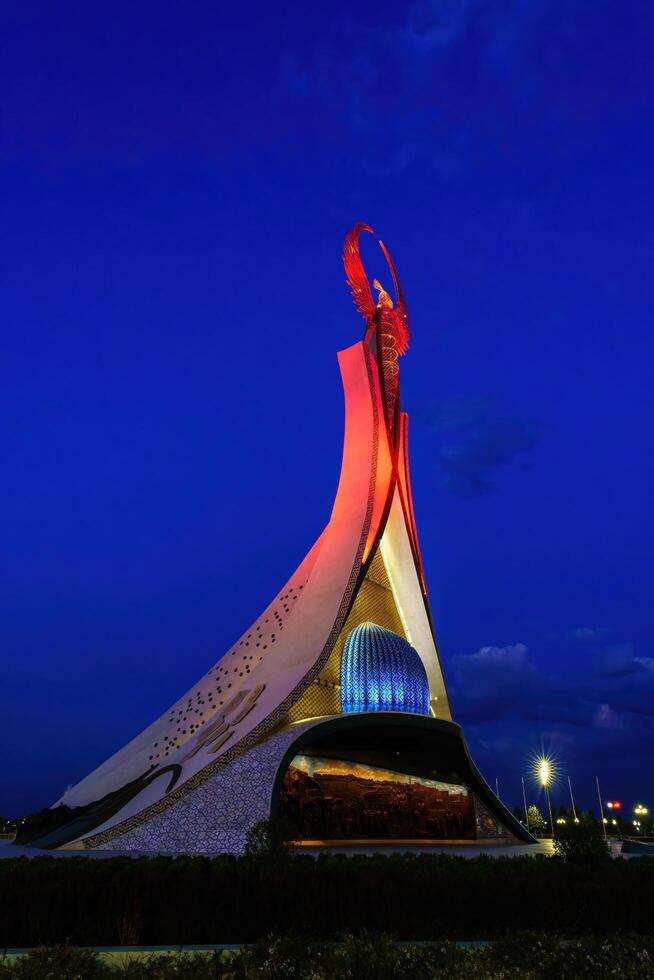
[284,547,406,723]
[142,577,310,764]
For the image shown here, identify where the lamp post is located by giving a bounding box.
[538,757,554,839]
[522,776,530,833]
[567,775,579,823]
[634,804,648,836]
[595,776,608,840]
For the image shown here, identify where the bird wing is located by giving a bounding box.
[379,239,410,356]
[343,223,376,323]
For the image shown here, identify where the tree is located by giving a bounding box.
[527,804,545,834]
[579,809,598,825]
[553,820,611,865]
[243,816,296,860]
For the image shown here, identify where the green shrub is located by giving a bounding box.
[0,852,653,946]
[243,818,296,860]
[0,946,111,980]
[552,820,611,866]
[487,933,654,980]
[1,935,653,980]
[117,953,221,979]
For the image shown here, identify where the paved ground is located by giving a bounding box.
[299,838,635,859]
[0,837,554,859]
[2,837,632,859]
[0,839,179,860]
[297,839,555,858]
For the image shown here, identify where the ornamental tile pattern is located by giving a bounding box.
[95,723,314,854]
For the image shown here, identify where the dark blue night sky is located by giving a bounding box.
[2,1,653,818]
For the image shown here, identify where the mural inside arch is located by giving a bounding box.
[279,754,476,840]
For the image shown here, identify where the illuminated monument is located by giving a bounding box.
[38,224,533,851]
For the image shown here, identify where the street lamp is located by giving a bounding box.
[535,755,555,838]
[634,804,648,835]
[538,757,551,787]
[567,775,579,823]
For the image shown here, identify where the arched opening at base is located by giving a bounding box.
[273,714,528,843]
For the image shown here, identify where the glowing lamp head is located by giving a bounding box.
[538,757,551,787]
[531,752,556,789]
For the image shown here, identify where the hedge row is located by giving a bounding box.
[2,934,654,980]
[1,852,653,946]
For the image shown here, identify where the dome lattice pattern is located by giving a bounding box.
[340,621,430,716]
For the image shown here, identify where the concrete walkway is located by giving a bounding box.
[1,837,553,859]
[296,839,554,858]
[3,837,630,860]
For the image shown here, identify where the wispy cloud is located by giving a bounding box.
[569,626,610,643]
[423,398,537,497]
[594,643,641,678]
[450,642,539,722]
[593,703,623,729]
[449,635,654,729]
[275,0,581,177]
[399,0,477,53]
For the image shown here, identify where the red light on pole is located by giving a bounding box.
[607,801,622,810]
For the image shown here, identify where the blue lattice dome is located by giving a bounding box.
[340,621,430,716]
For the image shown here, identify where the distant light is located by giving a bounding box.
[556,817,566,824]
[634,804,649,816]
[607,800,621,810]
[534,755,554,787]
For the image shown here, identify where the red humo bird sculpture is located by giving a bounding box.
[342,222,410,437]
